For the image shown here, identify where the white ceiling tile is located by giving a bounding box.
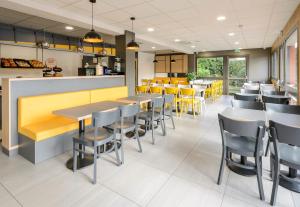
[123,3,161,19]
[149,0,192,12]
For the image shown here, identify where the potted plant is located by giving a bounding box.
[186,72,197,84]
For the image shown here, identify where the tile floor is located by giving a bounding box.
[0,96,299,207]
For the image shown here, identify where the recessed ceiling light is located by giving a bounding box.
[238,47,242,50]
[151,46,156,49]
[202,49,206,52]
[228,32,235,36]
[217,16,226,21]
[147,27,155,32]
[191,45,196,48]
[174,39,181,42]
[235,41,239,45]
[65,26,74,30]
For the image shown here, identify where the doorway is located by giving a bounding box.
[227,57,248,94]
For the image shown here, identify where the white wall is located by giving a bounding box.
[138,52,155,85]
[0,44,83,76]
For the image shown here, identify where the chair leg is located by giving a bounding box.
[151,120,155,144]
[135,128,142,152]
[73,142,77,172]
[120,132,124,164]
[114,139,121,166]
[217,147,226,185]
[271,159,279,206]
[192,102,195,118]
[171,113,175,129]
[265,138,270,156]
[160,117,164,135]
[255,156,265,201]
[93,145,97,184]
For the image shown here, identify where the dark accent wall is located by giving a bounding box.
[115,31,136,96]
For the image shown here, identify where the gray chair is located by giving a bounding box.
[73,109,121,184]
[138,97,164,144]
[109,104,142,164]
[262,90,286,96]
[234,93,258,102]
[218,114,266,200]
[269,120,300,205]
[264,103,300,156]
[241,89,260,94]
[163,94,175,135]
[265,103,300,115]
[262,95,290,104]
[231,100,264,110]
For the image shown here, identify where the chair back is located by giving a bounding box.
[234,93,258,102]
[269,120,300,147]
[150,86,163,94]
[192,85,205,98]
[265,103,300,115]
[262,90,285,96]
[120,104,140,118]
[262,95,290,104]
[164,94,174,105]
[165,87,179,95]
[136,85,148,94]
[92,108,120,128]
[162,79,170,84]
[170,79,179,85]
[218,113,265,139]
[150,79,156,83]
[141,79,149,86]
[241,89,260,94]
[231,100,264,110]
[180,88,195,97]
[244,84,259,90]
[164,84,175,88]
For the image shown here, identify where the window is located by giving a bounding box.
[279,46,284,81]
[285,29,298,100]
[197,57,224,77]
[228,57,247,94]
[271,51,278,79]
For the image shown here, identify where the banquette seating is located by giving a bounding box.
[18,86,128,163]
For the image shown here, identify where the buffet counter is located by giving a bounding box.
[2,75,125,156]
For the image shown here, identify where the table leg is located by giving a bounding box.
[66,119,94,170]
[227,155,256,176]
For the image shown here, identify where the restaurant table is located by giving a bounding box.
[118,93,162,137]
[266,111,300,192]
[53,100,130,170]
[235,93,290,102]
[220,107,266,176]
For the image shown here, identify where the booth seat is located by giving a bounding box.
[18,86,128,163]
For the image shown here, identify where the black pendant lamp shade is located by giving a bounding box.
[171,59,176,63]
[83,0,103,43]
[127,17,139,51]
[153,52,158,63]
[153,59,158,63]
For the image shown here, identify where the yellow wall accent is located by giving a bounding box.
[90,86,128,103]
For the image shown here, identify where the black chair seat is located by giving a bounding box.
[225,133,264,157]
[107,120,136,133]
[138,111,161,120]
[270,143,300,170]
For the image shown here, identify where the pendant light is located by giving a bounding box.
[127,17,139,51]
[83,0,103,43]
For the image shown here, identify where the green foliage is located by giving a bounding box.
[197,57,223,77]
[186,72,197,81]
[228,59,246,78]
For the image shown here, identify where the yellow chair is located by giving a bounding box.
[170,79,179,85]
[162,79,170,84]
[141,79,149,86]
[136,85,148,94]
[150,86,163,94]
[151,79,157,84]
[165,87,181,116]
[180,88,200,118]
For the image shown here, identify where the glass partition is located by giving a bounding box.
[285,29,298,103]
[271,51,278,79]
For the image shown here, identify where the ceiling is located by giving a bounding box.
[0,0,299,53]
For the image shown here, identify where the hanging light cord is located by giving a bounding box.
[92,2,94,30]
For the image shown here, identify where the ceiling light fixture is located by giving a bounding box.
[228,32,235,36]
[151,46,156,49]
[83,0,103,43]
[127,17,139,51]
[191,45,196,48]
[65,26,74,31]
[147,27,155,32]
[174,39,181,42]
[217,16,226,21]
[234,41,239,45]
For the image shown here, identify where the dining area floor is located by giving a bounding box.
[0,96,299,207]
